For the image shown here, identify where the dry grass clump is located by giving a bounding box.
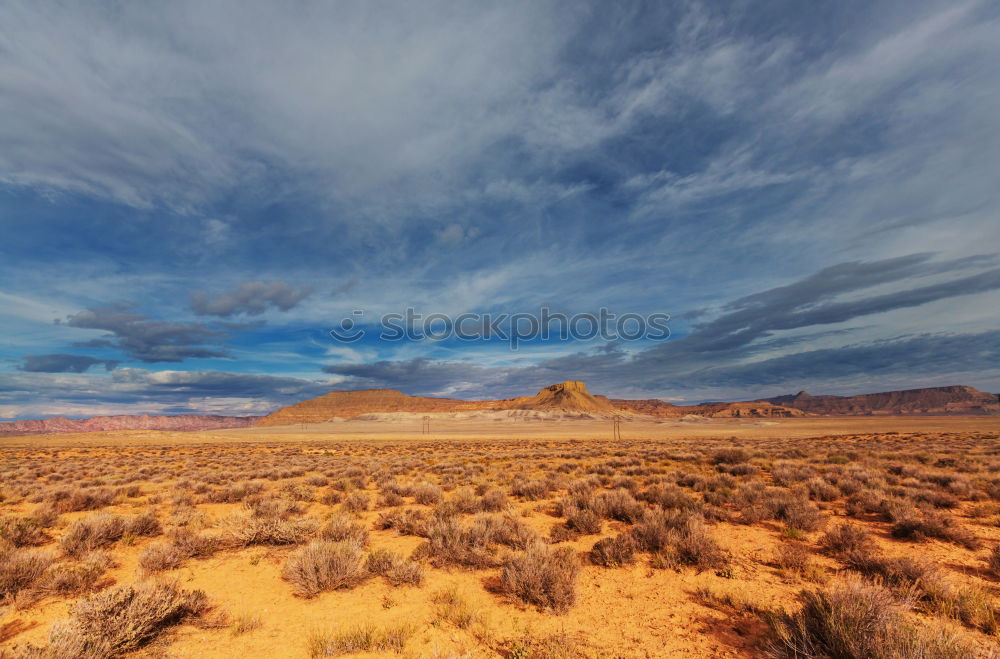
[136,528,219,575]
[224,510,317,547]
[41,581,209,658]
[282,539,368,598]
[375,509,429,537]
[49,487,116,513]
[341,491,372,513]
[595,488,645,523]
[500,543,579,613]
[889,510,979,549]
[589,534,638,567]
[0,545,54,601]
[307,623,414,657]
[986,545,1000,575]
[630,509,729,571]
[60,512,160,557]
[412,482,444,505]
[820,521,876,556]
[365,548,424,586]
[766,577,975,658]
[0,514,49,547]
[418,513,539,569]
[318,514,369,545]
[38,552,114,596]
[432,585,483,629]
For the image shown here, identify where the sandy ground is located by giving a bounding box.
[2,416,999,658]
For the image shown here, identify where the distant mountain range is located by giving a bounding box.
[2,383,997,435]
[0,414,256,436]
[759,385,1000,416]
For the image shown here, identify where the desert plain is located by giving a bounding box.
[3,413,1000,658]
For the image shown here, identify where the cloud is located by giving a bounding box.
[64,304,228,362]
[18,354,120,373]
[190,280,313,317]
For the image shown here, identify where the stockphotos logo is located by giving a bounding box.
[329,307,670,349]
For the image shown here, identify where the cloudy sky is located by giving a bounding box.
[2,0,999,419]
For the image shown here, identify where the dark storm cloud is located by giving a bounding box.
[64,305,229,363]
[190,281,313,317]
[18,354,120,373]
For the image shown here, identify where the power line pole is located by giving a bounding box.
[421,416,431,435]
[612,414,622,440]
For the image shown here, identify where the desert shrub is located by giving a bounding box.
[589,534,638,567]
[231,612,262,636]
[986,545,1000,575]
[246,495,302,519]
[203,480,265,503]
[926,584,1000,635]
[805,478,840,502]
[672,518,730,571]
[365,549,423,587]
[50,487,116,513]
[0,545,54,600]
[563,503,601,535]
[375,509,429,537]
[713,448,752,465]
[820,522,876,556]
[43,582,209,658]
[60,514,126,556]
[480,488,509,512]
[596,488,645,523]
[319,514,369,545]
[638,484,702,512]
[500,543,579,614]
[138,541,185,573]
[766,577,975,659]
[225,511,318,547]
[468,513,539,549]
[510,478,551,501]
[419,518,497,569]
[341,491,372,513]
[167,528,219,558]
[631,509,695,552]
[774,543,810,573]
[412,482,444,505]
[781,501,826,533]
[40,553,112,595]
[431,585,482,628]
[308,623,414,657]
[283,540,368,598]
[890,511,978,549]
[0,515,48,547]
[843,551,938,589]
[378,491,404,507]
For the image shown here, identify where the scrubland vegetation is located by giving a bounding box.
[1,428,1000,656]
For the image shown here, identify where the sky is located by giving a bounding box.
[1,0,999,420]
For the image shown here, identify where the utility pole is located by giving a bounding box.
[421,416,431,435]
[612,414,622,440]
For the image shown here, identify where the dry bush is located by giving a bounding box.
[596,488,645,523]
[319,514,369,545]
[39,553,113,596]
[42,581,209,658]
[282,540,368,598]
[774,543,811,573]
[843,551,938,589]
[467,513,539,549]
[589,534,638,567]
[341,491,372,513]
[412,482,444,505]
[766,577,975,659]
[0,515,48,547]
[432,585,482,629]
[0,545,54,601]
[500,543,579,614]
[713,448,752,465]
[564,504,602,535]
[60,514,125,557]
[225,511,317,547]
[365,548,423,586]
[820,522,876,556]
[480,488,509,512]
[308,623,414,657]
[50,487,116,513]
[418,518,497,568]
[138,541,184,574]
[510,478,551,501]
[890,511,978,549]
[231,612,262,636]
[375,509,429,537]
[986,545,1000,575]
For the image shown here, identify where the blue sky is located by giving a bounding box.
[2,0,999,419]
